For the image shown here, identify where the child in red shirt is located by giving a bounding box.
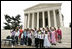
[56,27,62,43]
[19,27,23,39]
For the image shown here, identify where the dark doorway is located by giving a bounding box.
[39,12,43,28]
[44,11,48,27]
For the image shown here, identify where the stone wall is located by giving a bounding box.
[1,30,11,40]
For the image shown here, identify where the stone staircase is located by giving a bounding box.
[1,27,71,48]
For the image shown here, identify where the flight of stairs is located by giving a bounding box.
[1,27,71,48]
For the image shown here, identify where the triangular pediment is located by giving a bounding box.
[24,3,62,11]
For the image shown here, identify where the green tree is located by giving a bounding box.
[4,14,21,30]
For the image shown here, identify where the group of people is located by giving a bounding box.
[10,26,62,48]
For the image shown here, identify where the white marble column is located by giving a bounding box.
[42,11,45,28]
[24,14,28,29]
[25,16,27,29]
[25,15,28,28]
[53,9,57,27]
[32,13,34,29]
[58,9,63,27]
[37,12,39,29]
[24,15,26,29]
[27,13,30,28]
[48,10,51,28]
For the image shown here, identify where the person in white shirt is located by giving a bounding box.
[42,28,45,34]
[34,30,39,48]
[39,32,44,48]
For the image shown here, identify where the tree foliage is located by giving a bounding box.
[4,14,21,30]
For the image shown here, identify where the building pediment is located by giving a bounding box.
[24,3,62,11]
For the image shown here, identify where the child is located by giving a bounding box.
[39,32,44,48]
[38,30,41,47]
[44,31,51,48]
[54,27,58,42]
[51,27,56,45]
[57,27,62,43]
[11,29,16,47]
[46,27,52,43]
[42,28,45,34]
[34,30,39,48]
[49,27,52,43]
[26,28,29,45]
[20,32,24,45]
[31,29,35,46]
[15,29,19,45]
[47,30,51,44]
[23,29,27,46]
[28,30,32,46]
[19,27,23,39]
[11,29,15,37]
